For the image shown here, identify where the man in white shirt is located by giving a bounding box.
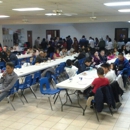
[59,48,67,57]
[65,59,78,77]
[89,37,94,49]
[101,63,116,84]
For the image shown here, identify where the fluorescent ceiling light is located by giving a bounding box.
[12,8,44,11]
[104,1,130,6]
[0,15,10,18]
[128,21,130,23]
[118,9,130,12]
[45,13,57,16]
[0,1,2,3]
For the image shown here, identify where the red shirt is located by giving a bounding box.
[92,77,109,93]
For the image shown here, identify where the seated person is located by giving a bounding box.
[0,62,18,102]
[107,51,115,60]
[74,49,86,60]
[111,63,117,75]
[59,48,67,57]
[42,51,48,61]
[35,51,44,64]
[65,59,78,77]
[32,49,39,57]
[67,48,75,56]
[114,52,130,87]
[101,63,116,84]
[93,51,101,65]
[53,48,61,59]
[0,46,8,62]
[26,48,34,54]
[99,50,107,63]
[81,57,95,72]
[113,48,119,57]
[85,67,109,98]
[6,50,18,66]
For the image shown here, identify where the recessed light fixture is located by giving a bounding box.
[0,1,2,3]
[12,8,44,11]
[104,1,130,6]
[128,21,130,23]
[118,9,130,12]
[45,13,57,16]
[0,15,10,18]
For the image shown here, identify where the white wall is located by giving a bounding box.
[40,22,130,41]
[2,22,130,46]
[2,24,42,45]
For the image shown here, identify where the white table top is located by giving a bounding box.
[56,69,98,91]
[14,54,77,77]
[17,54,32,59]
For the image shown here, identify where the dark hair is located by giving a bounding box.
[79,49,83,53]
[97,67,104,75]
[101,63,110,69]
[37,37,40,39]
[7,50,11,54]
[6,62,14,68]
[85,58,91,63]
[54,48,59,53]
[118,52,124,56]
[111,63,117,75]
[121,45,126,51]
[66,59,72,67]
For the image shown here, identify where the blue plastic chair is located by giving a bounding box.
[19,75,37,103]
[0,62,5,69]
[31,71,41,86]
[1,67,6,72]
[50,53,54,59]
[37,77,62,110]
[7,80,24,110]
[26,57,30,63]
[55,66,62,81]
[31,56,36,65]
[51,75,72,104]
[15,65,21,69]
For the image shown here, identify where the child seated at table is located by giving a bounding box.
[84,68,109,107]
[107,51,115,60]
[65,59,78,78]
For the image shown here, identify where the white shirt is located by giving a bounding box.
[105,70,116,84]
[89,39,94,48]
[65,65,78,78]
[126,42,130,51]
[105,42,113,50]
[59,51,67,56]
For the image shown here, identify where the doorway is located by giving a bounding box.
[115,28,128,41]
[46,30,60,40]
[27,31,32,47]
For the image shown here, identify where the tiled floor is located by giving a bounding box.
[0,85,130,130]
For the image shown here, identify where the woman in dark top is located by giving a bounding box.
[120,45,128,55]
[73,37,79,52]
[93,51,100,65]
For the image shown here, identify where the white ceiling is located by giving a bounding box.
[0,0,130,24]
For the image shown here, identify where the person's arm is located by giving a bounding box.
[0,75,18,92]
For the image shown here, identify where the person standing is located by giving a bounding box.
[73,37,78,52]
[34,37,40,49]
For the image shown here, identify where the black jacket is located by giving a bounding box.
[99,54,107,63]
[94,86,116,112]
[8,53,18,65]
[75,52,86,60]
[0,51,8,62]
[110,81,124,102]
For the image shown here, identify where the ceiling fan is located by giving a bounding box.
[45,3,77,16]
[90,12,97,21]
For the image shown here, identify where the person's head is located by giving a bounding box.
[100,50,105,56]
[101,63,110,74]
[82,46,85,49]
[39,51,44,57]
[10,47,13,50]
[43,51,47,57]
[114,48,117,52]
[66,59,72,67]
[121,45,126,50]
[85,58,92,66]
[108,51,113,56]
[94,51,99,57]
[6,50,11,56]
[82,35,85,38]
[6,62,14,74]
[118,52,124,61]
[3,46,7,52]
[109,38,112,42]
[37,37,40,40]
[61,48,65,52]
[111,63,115,70]
[97,67,104,76]
[55,48,60,54]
